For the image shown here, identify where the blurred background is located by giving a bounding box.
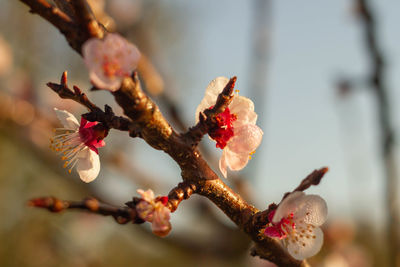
[0,0,399,266]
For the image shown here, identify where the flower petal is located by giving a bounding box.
[152,205,171,237]
[272,191,305,223]
[273,192,328,227]
[296,194,328,226]
[219,150,228,178]
[228,124,263,154]
[83,33,140,91]
[286,226,324,260]
[54,108,80,130]
[224,149,249,171]
[195,76,229,123]
[229,95,258,127]
[137,189,155,203]
[76,148,100,183]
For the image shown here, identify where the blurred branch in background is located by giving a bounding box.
[246,0,271,178]
[355,0,399,265]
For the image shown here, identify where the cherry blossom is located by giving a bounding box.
[196,76,263,177]
[50,108,107,183]
[136,189,171,237]
[82,33,141,91]
[264,191,328,260]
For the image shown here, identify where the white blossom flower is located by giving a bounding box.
[264,191,328,260]
[136,189,171,237]
[196,76,263,177]
[50,108,107,183]
[82,33,141,91]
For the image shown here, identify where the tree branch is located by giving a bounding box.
[28,196,142,224]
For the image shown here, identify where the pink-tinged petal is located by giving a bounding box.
[219,150,228,178]
[264,226,282,238]
[82,33,140,91]
[224,149,249,171]
[296,195,328,226]
[152,205,171,237]
[272,191,305,224]
[228,124,263,154]
[90,72,123,91]
[195,76,229,123]
[286,226,324,260]
[54,108,80,130]
[137,189,155,203]
[229,95,258,126]
[76,148,100,183]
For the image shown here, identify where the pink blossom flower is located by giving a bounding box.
[136,189,171,237]
[196,76,263,178]
[82,33,141,91]
[264,191,328,260]
[50,108,107,183]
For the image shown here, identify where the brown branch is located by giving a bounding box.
[47,71,131,132]
[69,0,104,39]
[18,0,105,53]
[28,196,142,224]
[282,167,329,201]
[167,182,197,212]
[53,0,76,20]
[47,71,98,111]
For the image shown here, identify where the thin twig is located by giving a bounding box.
[47,71,131,132]
[28,196,141,224]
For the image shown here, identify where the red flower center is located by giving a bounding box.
[156,196,169,206]
[264,210,296,239]
[102,56,129,78]
[208,107,237,149]
[79,118,107,154]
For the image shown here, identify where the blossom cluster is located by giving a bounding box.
[83,33,140,91]
[264,192,328,260]
[136,189,171,237]
[50,108,107,183]
[196,76,263,178]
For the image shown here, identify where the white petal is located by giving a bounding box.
[54,108,80,129]
[296,194,328,226]
[224,149,249,171]
[76,148,100,183]
[229,95,258,126]
[195,76,229,123]
[273,192,328,227]
[219,150,228,178]
[286,226,324,260]
[273,191,305,223]
[227,124,263,154]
